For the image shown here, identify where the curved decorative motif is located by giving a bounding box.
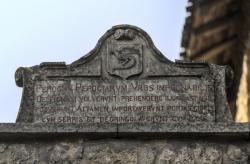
[111,50,137,70]
[107,44,142,79]
[113,29,135,40]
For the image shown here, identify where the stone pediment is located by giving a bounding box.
[15,25,233,124]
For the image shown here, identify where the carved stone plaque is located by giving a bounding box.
[15,25,233,124]
[34,79,215,123]
[107,44,143,79]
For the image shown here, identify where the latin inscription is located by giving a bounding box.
[34,79,215,123]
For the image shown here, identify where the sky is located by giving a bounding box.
[0,0,187,122]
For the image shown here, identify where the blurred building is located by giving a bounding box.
[181,0,250,122]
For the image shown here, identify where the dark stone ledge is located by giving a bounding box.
[117,123,250,139]
[0,123,248,141]
[0,123,117,141]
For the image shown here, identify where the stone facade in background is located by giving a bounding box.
[0,25,249,163]
[181,0,250,122]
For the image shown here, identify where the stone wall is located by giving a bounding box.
[0,122,248,164]
[0,138,249,164]
[7,24,248,164]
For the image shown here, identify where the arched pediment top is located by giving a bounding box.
[71,24,173,68]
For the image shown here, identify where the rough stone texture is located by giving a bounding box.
[15,25,233,125]
[5,25,248,163]
[0,138,250,163]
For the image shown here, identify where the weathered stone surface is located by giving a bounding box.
[34,79,215,124]
[15,25,233,125]
[6,25,249,163]
[0,138,250,163]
